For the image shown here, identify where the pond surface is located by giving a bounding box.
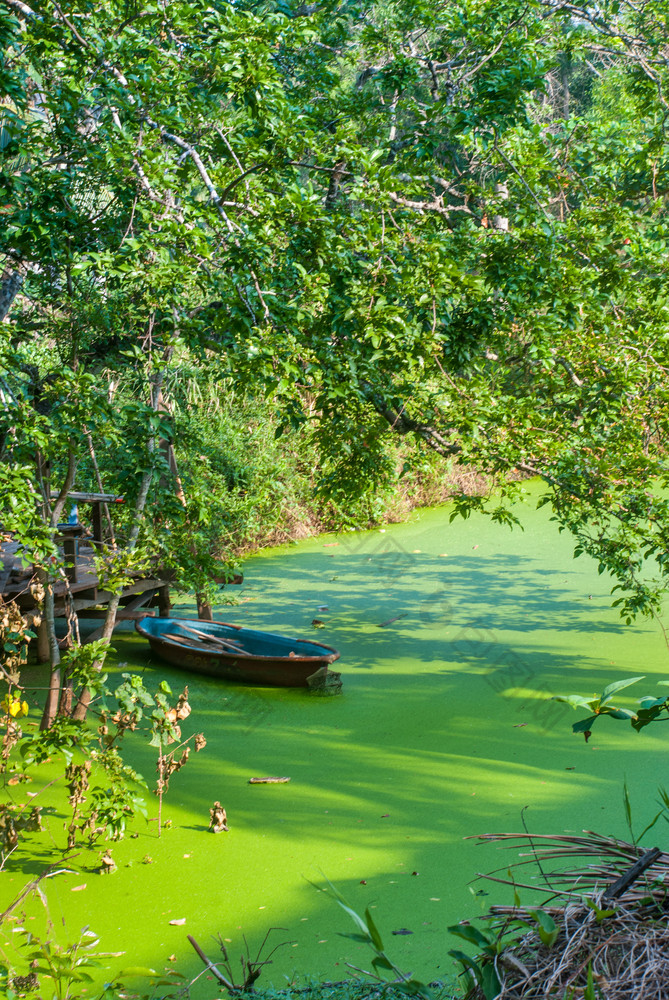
[3,487,668,995]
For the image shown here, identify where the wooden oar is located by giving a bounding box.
[178,623,244,649]
[177,623,249,655]
[167,632,251,657]
[165,633,213,652]
[178,622,242,644]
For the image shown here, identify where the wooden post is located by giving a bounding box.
[91,501,103,547]
[158,584,171,617]
[36,618,50,663]
[62,534,78,583]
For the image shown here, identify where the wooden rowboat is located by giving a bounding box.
[135,616,342,690]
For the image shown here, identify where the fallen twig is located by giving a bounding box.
[187,935,236,991]
[377,614,407,628]
[248,776,291,784]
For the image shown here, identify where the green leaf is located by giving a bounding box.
[364,907,384,952]
[527,909,559,947]
[552,694,597,710]
[479,963,502,1000]
[584,898,616,924]
[572,715,598,733]
[623,780,634,840]
[448,949,480,975]
[638,697,667,710]
[632,705,663,731]
[338,932,371,944]
[118,966,158,977]
[447,923,492,949]
[371,955,394,972]
[399,979,433,1000]
[313,874,372,942]
[584,961,596,1000]
[600,677,644,706]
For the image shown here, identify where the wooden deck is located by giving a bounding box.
[1,536,171,659]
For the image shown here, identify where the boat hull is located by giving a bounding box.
[135,617,341,688]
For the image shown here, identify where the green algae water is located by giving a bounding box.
[3,488,669,995]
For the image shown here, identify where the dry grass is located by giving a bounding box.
[229,458,504,557]
[460,831,669,1000]
[383,461,496,523]
[482,899,669,999]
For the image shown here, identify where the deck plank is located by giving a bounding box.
[1,537,170,638]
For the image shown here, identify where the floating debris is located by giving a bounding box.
[209,801,229,832]
[248,776,290,784]
[377,614,407,628]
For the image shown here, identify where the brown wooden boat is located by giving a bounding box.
[135,616,342,689]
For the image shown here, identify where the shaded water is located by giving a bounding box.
[3,489,668,994]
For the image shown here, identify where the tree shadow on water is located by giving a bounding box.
[229,548,633,645]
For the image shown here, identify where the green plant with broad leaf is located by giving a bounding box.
[553,677,644,737]
[12,926,104,1000]
[521,909,559,948]
[313,875,433,999]
[447,908,561,1000]
[584,899,617,926]
[448,920,519,1000]
[6,922,183,1000]
[20,715,96,768]
[554,675,669,741]
[9,673,203,853]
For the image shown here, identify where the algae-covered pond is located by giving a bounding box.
[3,488,668,995]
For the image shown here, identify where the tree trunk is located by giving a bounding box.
[39,581,62,729]
[492,181,509,232]
[0,270,23,322]
[158,585,171,617]
[58,671,73,715]
[72,364,166,721]
[196,595,213,621]
[35,618,50,663]
[40,447,77,729]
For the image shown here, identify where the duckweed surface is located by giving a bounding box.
[3,490,667,995]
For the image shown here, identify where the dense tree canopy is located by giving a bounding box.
[1,0,669,628]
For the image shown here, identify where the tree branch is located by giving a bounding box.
[3,0,37,18]
[388,191,472,219]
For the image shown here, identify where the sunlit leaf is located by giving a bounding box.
[600,677,645,706]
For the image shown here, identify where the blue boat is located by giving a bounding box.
[136,616,341,689]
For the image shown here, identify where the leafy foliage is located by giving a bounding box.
[556,676,669,742]
[553,676,644,737]
[3,8,669,987]
[3,0,669,625]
